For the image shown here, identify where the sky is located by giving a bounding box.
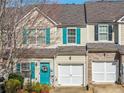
[7,0,86,7]
[59,0,85,4]
[22,0,86,5]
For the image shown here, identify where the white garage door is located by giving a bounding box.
[58,64,84,86]
[92,62,116,83]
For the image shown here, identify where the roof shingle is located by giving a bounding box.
[85,2,124,23]
[87,43,118,52]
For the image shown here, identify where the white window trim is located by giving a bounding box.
[98,24,109,42]
[20,62,31,79]
[67,28,77,44]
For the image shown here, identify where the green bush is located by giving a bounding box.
[5,79,21,93]
[8,73,24,87]
[32,82,42,93]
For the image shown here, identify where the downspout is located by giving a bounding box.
[52,56,55,86]
[115,52,121,84]
[85,44,89,89]
[84,3,87,24]
[117,45,122,84]
[84,3,89,88]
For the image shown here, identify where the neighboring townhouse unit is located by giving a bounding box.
[14,1,124,87]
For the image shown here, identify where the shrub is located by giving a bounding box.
[41,84,51,92]
[24,91,29,93]
[8,73,24,87]
[5,79,21,93]
[32,82,42,93]
[24,82,32,92]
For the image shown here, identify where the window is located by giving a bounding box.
[23,29,46,45]
[21,63,30,71]
[67,29,76,43]
[28,29,36,44]
[21,63,30,78]
[98,24,109,41]
[37,29,46,46]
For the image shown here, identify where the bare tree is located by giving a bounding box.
[0,0,22,77]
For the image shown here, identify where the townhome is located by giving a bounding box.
[14,1,124,87]
[15,4,87,86]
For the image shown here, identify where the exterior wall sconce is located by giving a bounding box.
[69,56,71,60]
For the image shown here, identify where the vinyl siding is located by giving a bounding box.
[57,27,87,46]
[87,24,115,43]
[119,24,124,45]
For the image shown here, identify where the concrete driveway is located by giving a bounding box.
[51,85,124,93]
[92,84,124,93]
[51,87,86,93]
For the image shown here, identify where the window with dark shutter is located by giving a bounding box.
[97,24,112,41]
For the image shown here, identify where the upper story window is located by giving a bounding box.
[63,27,81,44]
[95,24,112,41]
[68,29,76,43]
[23,28,50,46]
[98,24,109,41]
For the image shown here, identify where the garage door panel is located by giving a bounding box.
[106,73,116,81]
[71,77,83,85]
[93,73,104,81]
[71,65,83,75]
[58,65,70,76]
[106,63,116,72]
[92,63,104,72]
[58,77,70,84]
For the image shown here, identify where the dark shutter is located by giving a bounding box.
[76,28,81,44]
[109,25,112,41]
[31,62,35,79]
[95,25,98,41]
[46,28,50,44]
[16,63,21,73]
[63,28,67,44]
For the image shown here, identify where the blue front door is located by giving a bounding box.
[40,63,50,84]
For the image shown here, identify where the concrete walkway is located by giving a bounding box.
[51,87,86,93]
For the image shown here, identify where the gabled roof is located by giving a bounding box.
[85,2,124,23]
[16,4,86,27]
[8,2,124,27]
